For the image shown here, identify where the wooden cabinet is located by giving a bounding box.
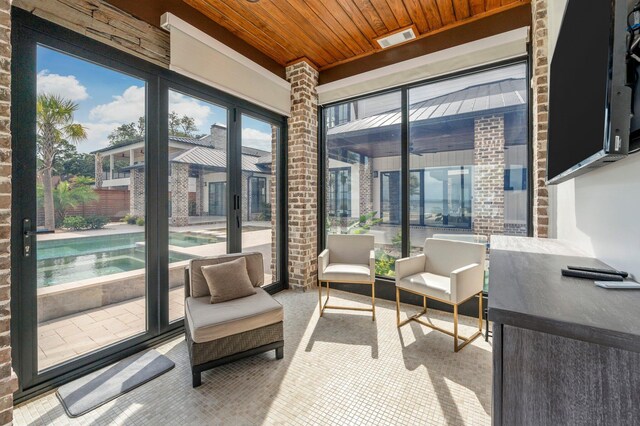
[488,237,640,426]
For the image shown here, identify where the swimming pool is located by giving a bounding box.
[36,232,216,287]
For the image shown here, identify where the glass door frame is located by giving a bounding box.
[11,8,287,403]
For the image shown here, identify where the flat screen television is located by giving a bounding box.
[547,0,631,184]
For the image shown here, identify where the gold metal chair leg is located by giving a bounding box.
[453,304,459,352]
[371,281,376,321]
[423,296,427,313]
[478,291,483,333]
[396,287,401,327]
[318,281,323,317]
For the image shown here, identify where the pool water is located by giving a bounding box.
[36,232,213,287]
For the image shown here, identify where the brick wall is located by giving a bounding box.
[169,163,189,226]
[286,60,318,291]
[270,125,277,282]
[473,114,506,239]
[129,168,145,218]
[0,0,18,422]
[14,0,169,68]
[532,0,549,237]
[358,159,372,217]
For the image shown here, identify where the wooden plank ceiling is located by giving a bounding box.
[184,0,529,70]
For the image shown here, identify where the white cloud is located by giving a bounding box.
[169,91,212,127]
[37,70,89,101]
[242,127,272,152]
[89,85,146,124]
[79,122,121,152]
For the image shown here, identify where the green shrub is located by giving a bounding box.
[85,216,108,229]
[122,214,138,225]
[375,253,397,277]
[136,217,145,226]
[62,216,88,231]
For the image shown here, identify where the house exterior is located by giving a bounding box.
[325,77,528,240]
[92,123,274,226]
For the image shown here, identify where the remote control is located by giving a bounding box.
[561,269,624,281]
[567,265,628,278]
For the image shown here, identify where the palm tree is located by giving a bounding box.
[36,94,87,230]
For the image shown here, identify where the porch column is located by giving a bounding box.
[170,162,189,226]
[532,0,549,237]
[109,154,114,180]
[473,114,505,240]
[286,59,319,291]
[129,168,145,217]
[194,168,204,216]
[270,125,278,282]
[94,153,103,189]
[359,157,372,217]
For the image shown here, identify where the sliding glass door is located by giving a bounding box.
[12,13,286,401]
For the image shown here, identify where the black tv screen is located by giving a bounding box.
[547,0,630,183]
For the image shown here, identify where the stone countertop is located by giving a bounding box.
[488,236,640,353]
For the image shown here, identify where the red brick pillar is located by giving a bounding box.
[532,0,549,237]
[0,0,20,422]
[286,60,319,291]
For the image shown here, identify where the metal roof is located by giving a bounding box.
[170,146,269,173]
[327,78,526,137]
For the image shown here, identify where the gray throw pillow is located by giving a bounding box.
[200,257,256,304]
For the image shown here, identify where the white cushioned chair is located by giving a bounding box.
[395,238,486,352]
[318,234,376,320]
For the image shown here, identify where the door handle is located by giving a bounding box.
[23,218,33,257]
[23,219,54,257]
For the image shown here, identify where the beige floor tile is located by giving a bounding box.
[18,289,492,426]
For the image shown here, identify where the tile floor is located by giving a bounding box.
[17,289,492,426]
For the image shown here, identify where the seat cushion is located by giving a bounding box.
[321,263,372,283]
[185,287,283,343]
[201,257,256,304]
[397,272,452,302]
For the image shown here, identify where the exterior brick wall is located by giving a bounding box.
[358,159,372,217]
[94,152,103,189]
[473,114,505,239]
[270,125,277,282]
[14,0,169,68]
[0,0,18,422]
[532,0,549,237]
[286,60,318,291]
[129,168,145,218]
[170,163,189,226]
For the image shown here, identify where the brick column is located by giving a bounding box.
[270,125,277,282]
[94,153,103,189]
[129,168,145,218]
[473,114,505,239]
[532,0,549,237]
[194,168,204,216]
[0,1,19,422]
[359,158,372,217]
[286,60,319,291]
[170,163,189,226]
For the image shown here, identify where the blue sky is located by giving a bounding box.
[36,46,273,153]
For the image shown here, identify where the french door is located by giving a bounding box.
[11,10,286,402]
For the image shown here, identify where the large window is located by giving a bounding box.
[327,168,351,218]
[322,62,530,275]
[324,91,402,278]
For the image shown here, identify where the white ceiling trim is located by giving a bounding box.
[317,27,530,105]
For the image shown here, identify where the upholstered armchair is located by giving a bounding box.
[184,252,284,387]
[395,238,486,352]
[318,234,376,320]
